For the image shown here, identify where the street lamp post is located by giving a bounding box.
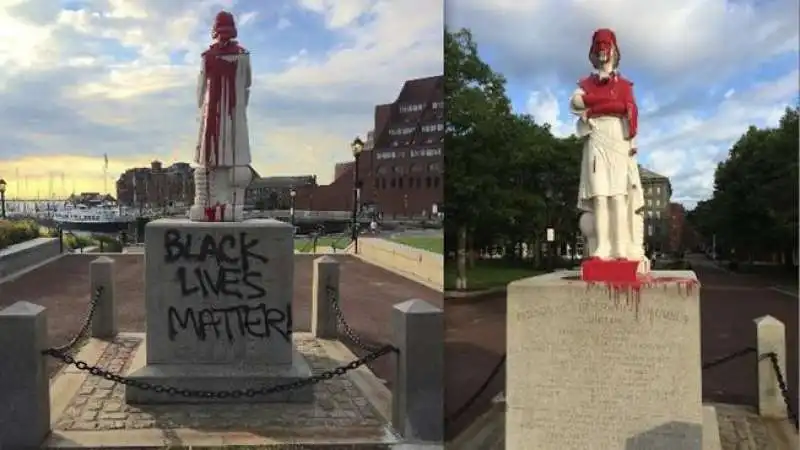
[289,188,296,230]
[351,137,364,253]
[0,178,7,219]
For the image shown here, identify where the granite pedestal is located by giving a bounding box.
[126,218,312,404]
[506,270,704,450]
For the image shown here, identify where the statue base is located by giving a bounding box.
[581,258,650,283]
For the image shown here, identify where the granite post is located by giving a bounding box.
[311,255,339,339]
[0,301,50,448]
[754,315,788,419]
[506,271,704,450]
[90,256,117,338]
[125,218,312,404]
[392,299,444,443]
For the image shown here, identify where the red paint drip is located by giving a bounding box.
[204,207,216,222]
[579,260,700,320]
[201,42,241,166]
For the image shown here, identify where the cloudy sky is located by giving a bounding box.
[0,0,442,198]
[446,0,799,208]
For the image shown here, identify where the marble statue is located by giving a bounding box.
[570,28,648,274]
[189,11,253,222]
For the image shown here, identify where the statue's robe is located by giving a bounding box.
[195,41,252,168]
[571,71,645,260]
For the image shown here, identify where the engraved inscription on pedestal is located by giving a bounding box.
[144,219,294,366]
[506,273,702,450]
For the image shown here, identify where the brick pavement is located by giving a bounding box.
[54,335,384,434]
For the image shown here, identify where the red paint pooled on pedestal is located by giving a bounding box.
[580,258,699,320]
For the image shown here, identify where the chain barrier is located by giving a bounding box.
[703,347,797,429]
[445,353,506,426]
[43,344,395,398]
[760,351,799,429]
[48,286,103,354]
[326,286,392,353]
[39,281,396,398]
[701,346,756,370]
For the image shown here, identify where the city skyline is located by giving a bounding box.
[0,0,443,198]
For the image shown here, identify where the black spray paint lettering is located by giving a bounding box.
[163,229,268,299]
[167,302,293,342]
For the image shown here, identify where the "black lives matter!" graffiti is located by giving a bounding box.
[162,229,291,342]
[164,229,268,299]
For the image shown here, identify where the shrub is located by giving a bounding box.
[63,233,94,250]
[93,234,123,253]
[0,220,41,250]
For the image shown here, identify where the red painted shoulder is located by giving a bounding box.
[616,74,634,87]
[577,75,595,91]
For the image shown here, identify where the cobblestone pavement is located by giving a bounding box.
[54,335,387,435]
[714,404,796,450]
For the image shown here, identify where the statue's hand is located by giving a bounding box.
[629,148,637,156]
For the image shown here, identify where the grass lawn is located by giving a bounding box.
[390,235,444,254]
[294,236,351,252]
[444,259,544,291]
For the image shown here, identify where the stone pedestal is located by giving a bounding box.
[506,271,703,450]
[126,218,312,404]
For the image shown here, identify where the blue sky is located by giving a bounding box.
[446,0,799,207]
[0,0,442,196]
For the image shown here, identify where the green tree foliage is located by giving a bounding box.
[444,28,582,289]
[687,107,798,266]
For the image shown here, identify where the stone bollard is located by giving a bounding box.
[0,302,50,448]
[754,315,788,419]
[392,299,444,443]
[311,255,339,339]
[90,256,117,338]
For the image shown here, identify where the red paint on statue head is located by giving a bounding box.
[589,28,620,69]
[212,11,238,41]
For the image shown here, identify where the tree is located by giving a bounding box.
[444,27,513,289]
[445,28,583,289]
[687,107,798,267]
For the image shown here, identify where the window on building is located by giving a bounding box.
[376,166,388,175]
[428,162,441,172]
[390,178,396,188]
[426,176,432,188]
[398,177,404,189]
[655,199,660,207]
[410,163,422,173]
[656,186,661,195]
[655,210,661,219]
[647,199,652,207]
[416,177,421,188]
[433,177,440,188]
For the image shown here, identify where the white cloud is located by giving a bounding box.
[276,17,291,29]
[525,89,572,137]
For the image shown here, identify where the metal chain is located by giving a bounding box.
[326,286,387,353]
[701,347,756,370]
[48,286,104,354]
[43,344,395,398]
[445,353,506,425]
[760,352,799,429]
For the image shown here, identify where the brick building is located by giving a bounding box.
[293,75,444,217]
[640,166,672,252]
[115,161,194,208]
[668,202,686,253]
